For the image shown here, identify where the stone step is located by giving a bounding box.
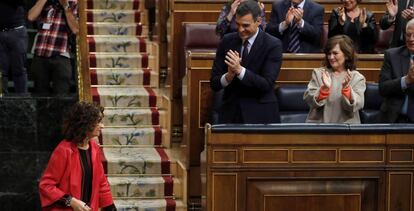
[87,36,157,54]
[91,87,167,108]
[86,10,147,25]
[108,176,182,198]
[87,22,148,36]
[101,127,168,147]
[114,199,186,211]
[103,147,172,175]
[90,68,158,87]
[86,0,144,10]
[89,53,157,69]
[103,108,167,127]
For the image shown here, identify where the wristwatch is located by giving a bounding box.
[64,195,72,207]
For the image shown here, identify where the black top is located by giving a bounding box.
[0,0,25,29]
[78,147,93,205]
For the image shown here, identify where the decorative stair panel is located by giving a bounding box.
[85,0,186,210]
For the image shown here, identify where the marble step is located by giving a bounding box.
[103,108,167,127]
[89,53,157,69]
[90,68,158,87]
[108,176,181,198]
[87,10,147,25]
[87,22,148,36]
[87,36,157,54]
[91,87,167,108]
[114,199,186,211]
[103,147,172,175]
[100,127,168,147]
[87,0,144,10]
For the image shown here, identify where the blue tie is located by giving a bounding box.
[287,5,300,53]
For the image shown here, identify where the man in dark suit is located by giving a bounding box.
[210,0,283,124]
[379,19,414,123]
[380,0,414,48]
[265,0,324,53]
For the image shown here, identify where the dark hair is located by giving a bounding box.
[62,102,104,144]
[236,0,261,20]
[323,35,357,70]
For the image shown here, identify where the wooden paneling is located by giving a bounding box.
[202,125,414,211]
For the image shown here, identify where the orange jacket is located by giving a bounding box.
[39,140,113,211]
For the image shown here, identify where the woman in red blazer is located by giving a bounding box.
[39,102,116,211]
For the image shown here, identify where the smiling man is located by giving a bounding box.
[210,0,283,124]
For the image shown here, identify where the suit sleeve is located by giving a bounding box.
[239,38,283,93]
[38,145,68,207]
[210,37,230,91]
[300,4,324,44]
[379,50,405,97]
[265,3,284,38]
[360,12,377,51]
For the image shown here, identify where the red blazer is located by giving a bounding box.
[39,140,113,211]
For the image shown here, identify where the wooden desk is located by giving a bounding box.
[202,124,414,211]
[183,51,384,197]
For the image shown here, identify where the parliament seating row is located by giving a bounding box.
[211,83,383,124]
[182,22,393,55]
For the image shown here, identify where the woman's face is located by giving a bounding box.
[89,120,104,138]
[342,0,358,11]
[327,44,346,71]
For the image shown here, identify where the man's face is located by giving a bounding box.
[291,0,303,6]
[406,24,414,52]
[235,13,261,41]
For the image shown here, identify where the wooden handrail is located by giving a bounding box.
[76,0,92,102]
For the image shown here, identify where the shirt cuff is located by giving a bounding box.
[317,87,330,102]
[279,22,287,34]
[237,67,246,80]
[298,19,304,28]
[341,86,352,102]
[401,76,408,90]
[221,74,230,87]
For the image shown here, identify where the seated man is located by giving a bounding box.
[210,0,283,124]
[379,18,414,123]
[265,0,324,53]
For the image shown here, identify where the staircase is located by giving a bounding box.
[85,0,186,210]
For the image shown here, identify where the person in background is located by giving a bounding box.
[28,0,79,96]
[303,35,366,123]
[216,0,266,38]
[378,18,414,123]
[211,0,283,124]
[328,0,377,53]
[380,0,414,48]
[39,102,116,211]
[265,0,324,53]
[0,0,29,95]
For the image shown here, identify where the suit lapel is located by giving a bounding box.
[243,30,263,68]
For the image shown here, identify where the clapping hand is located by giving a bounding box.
[337,7,346,25]
[406,60,414,85]
[291,7,304,23]
[360,8,368,27]
[70,197,92,211]
[386,0,398,17]
[285,7,295,26]
[402,6,414,20]
[225,50,242,75]
[342,69,352,88]
[227,0,241,21]
[321,70,332,90]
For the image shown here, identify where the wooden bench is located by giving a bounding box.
[202,123,414,211]
[183,51,384,197]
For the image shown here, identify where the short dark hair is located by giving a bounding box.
[323,35,357,70]
[236,0,261,21]
[62,102,104,144]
